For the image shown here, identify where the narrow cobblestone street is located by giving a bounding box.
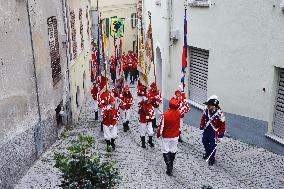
[15,85,284,189]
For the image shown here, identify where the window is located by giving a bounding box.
[79,8,84,50]
[47,16,62,85]
[189,0,210,7]
[272,69,284,139]
[131,13,137,28]
[70,10,77,59]
[188,46,209,105]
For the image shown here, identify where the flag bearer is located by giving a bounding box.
[157,98,186,176]
[148,82,162,128]
[138,95,155,148]
[101,99,120,152]
[200,95,226,166]
[119,85,133,132]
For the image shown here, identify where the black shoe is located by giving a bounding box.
[148,136,154,148]
[141,136,146,148]
[123,122,127,132]
[203,153,209,160]
[101,123,103,132]
[95,111,98,120]
[208,158,215,166]
[111,138,116,150]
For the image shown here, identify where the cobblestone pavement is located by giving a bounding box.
[15,82,284,189]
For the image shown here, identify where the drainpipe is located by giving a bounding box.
[167,0,173,77]
[26,0,43,157]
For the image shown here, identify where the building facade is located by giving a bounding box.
[66,0,92,122]
[0,0,92,187]
[0,0,72,187]
[91,0,137,57]
[143,0,284,155]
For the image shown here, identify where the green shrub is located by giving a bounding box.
[54,134,120,189]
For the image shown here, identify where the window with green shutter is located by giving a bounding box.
[106,18,110,37]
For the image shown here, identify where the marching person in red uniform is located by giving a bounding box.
[101,99,120,152]
[200,95,226,166]
[148,82,162,128]
[137,78,147,104]
[138,95,155,148]
[157,98,187,176]
[119,85,133,132]
[174,89,190,142]
[123,53,130,82]
[98,88,115,132]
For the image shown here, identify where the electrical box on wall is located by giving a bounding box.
[170,29,180,44]
[155,0,161,6]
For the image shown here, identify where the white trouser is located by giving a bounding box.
[137,96,144,104]
[103,125,118,140]
[179,118,183,131]
[123,109,131,122]
[115,97,120,109]
[161,137,179,153]
[94,100,98,112]
[139,122,154,136]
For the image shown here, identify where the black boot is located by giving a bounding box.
[111,138,116,150]
[208,157,215,166]
[123,122,127,132]
[163,153,172,176]
[106,140,112,152]
[152,118,157,129]
[148,136,154,148]
[141,136,146,148]
[95,111,98,120]
[169,152,176,173]
[126,121,130,131]
[178,131,184,143]
[101,122,104,132]
[203,153,209,160]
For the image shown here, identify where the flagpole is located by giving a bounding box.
[148,11,156,83]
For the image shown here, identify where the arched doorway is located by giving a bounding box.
[156,47,163,111]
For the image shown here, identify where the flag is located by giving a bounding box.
[181,8,188,91]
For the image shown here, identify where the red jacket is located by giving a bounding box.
[137,84,147,97]
[175,95,190,118]
[138,100,155,123]
[119,92,133,110]
[98,91,115,108]
[200,109,226,138]
[148,89,162,108]
[157,99,181,138]
[110,61,116,74]
[101,106,120,126]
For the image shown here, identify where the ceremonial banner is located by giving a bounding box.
[143,21,153,75]
[110,17,125,38]
[181,7,188,91]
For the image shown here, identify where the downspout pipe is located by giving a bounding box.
[167,0,173,77]
[26,0,43,157]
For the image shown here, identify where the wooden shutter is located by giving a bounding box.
[70,10,77,59]
[47,16,61,85]
[188,46,209,105]
[272,69,284,139]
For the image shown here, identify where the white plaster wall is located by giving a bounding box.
[144,0,284,126]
